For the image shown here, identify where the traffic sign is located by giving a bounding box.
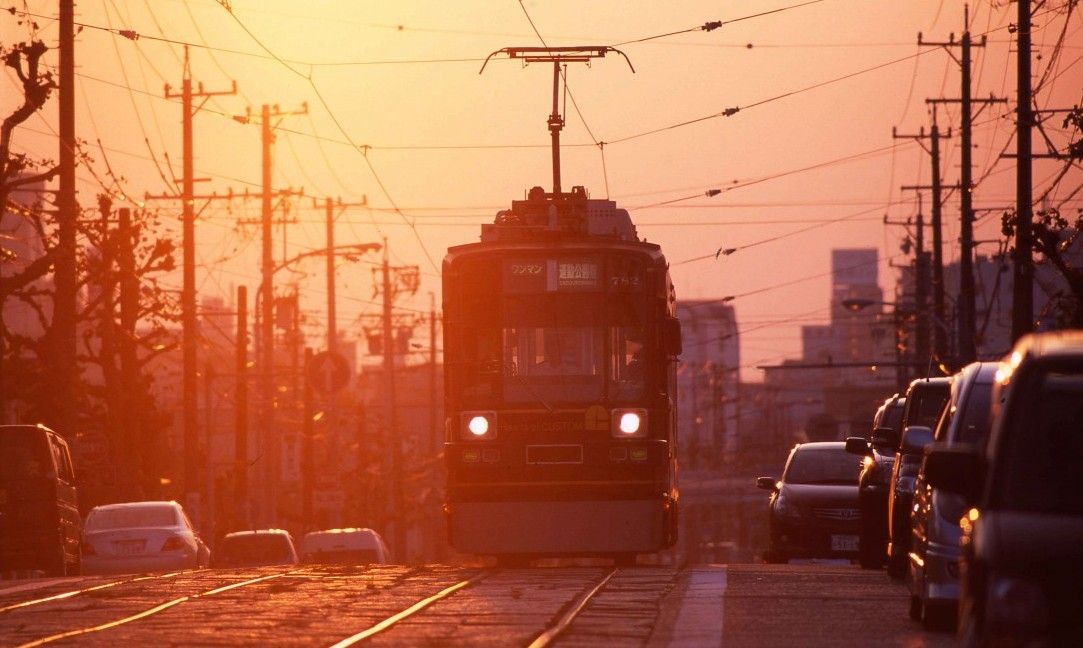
[308,351,351,393]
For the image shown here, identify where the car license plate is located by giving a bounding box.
[831,534,859,552]
[114,540,145,556]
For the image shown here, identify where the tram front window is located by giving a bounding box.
[503,327,603,402]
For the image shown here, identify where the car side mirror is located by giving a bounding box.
[755,476,778,491]
[872,425,898,448]
[900,425,934,455]
[924,443,982,501]
[845,436,872,456]
[664,317,682,357]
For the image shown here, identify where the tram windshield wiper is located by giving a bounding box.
[505,363,555,413]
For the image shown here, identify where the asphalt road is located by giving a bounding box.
[0,562,956,647]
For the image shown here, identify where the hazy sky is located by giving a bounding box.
[3,1,1081,379]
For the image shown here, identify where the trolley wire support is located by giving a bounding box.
[479,46,634,196]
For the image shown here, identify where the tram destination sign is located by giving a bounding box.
[503,258,601,292]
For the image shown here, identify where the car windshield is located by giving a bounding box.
[305,548,381,565]
[996,366,1083,515]
[86,506,178,530]
[0,430,53,480]
[784,447,861,485]
[221,535,292,565]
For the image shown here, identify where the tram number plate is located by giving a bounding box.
[831,535,859,552]
[526,445,584,464]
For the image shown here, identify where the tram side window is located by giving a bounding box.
[610,327,646,399]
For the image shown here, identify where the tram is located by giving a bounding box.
[442,183,681,562]
[442,46,680,563]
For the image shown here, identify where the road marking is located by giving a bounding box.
[328,573,488,647]
[667,566,728,647]
[0,572,183,614]
[0,579,75,598]
[528,568,617,648]
[15,571,293,647]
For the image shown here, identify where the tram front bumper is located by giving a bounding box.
[448,499,667,555]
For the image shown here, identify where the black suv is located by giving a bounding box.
[0,424,82,575]
[886,377,951,579]
[846,393,905,569]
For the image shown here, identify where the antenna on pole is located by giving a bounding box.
[480,46,634,196]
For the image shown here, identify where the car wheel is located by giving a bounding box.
[922,599,956,632]
[908,595,923,621]
[858,533,881,569]
[887,552,907,580]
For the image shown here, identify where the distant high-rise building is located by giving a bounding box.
[676,300,739,470]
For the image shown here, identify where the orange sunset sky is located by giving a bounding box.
[3,1,1081,378]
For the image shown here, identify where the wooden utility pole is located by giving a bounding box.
[235,285,249,527]
[1012,0,1034,342]
[246,102,307,524]
[897,120,959,365]
[163,46,236,520]
[375,240,420,561]
[53,0,78,438]
[381,240,402,558]
[429,292,438,457]
[302,347,314,528]
[922,9,1006,362]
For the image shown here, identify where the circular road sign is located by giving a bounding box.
[309,351,351,394]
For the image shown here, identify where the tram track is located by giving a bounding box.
[0,571,185,614]
[528,568,616,648]
[11,570,300,648]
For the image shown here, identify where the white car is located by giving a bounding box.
[216,529,299,568]
[81,501,210,575]
[300,528,390,565]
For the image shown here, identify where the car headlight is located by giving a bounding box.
[611,408,648,438]
[774,494,804,519]
[987,575,1049,634]
[460,411,496,440]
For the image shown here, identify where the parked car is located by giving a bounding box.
[925,331,1083,645]
[81,501,210,575]
[757,442,863,563]
[846,393,906,569]
[886,377,951,579]
[907,362,997,630]
[0,424,82,576]
[300,528,390,565]
[216,529,299,568]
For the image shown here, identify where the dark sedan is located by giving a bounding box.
[758,442,864,563]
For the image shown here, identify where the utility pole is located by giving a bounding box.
[374,240,420,561]
[235,285,249,528]
[381,240,402,559]
[117,208,139,493]
[302,347,314,529]
[893,191,931,370]
[1012,0,1034,342]
[238,102,307,524]
[53,0,77,439]
[162,47,237,520]
[321,197,367,355]
[429,293,438,457]
[896,120,959,365]
[921,7,1006,362]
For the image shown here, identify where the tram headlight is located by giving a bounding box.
[460,411,497,440]
[611,408,648,438]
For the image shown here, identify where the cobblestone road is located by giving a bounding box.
[0,563,956,646]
